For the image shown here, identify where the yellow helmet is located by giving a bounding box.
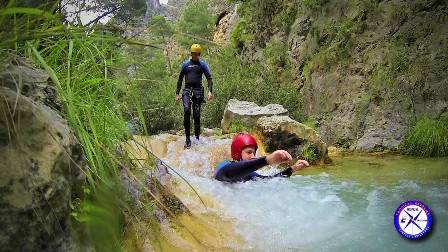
[190,44,202,53]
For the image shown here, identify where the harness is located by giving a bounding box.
[188,88,193,103]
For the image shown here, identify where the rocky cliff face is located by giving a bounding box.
[145,0,162,19]
[213,0,448,152]
[213,3,239,44]
[156,0,186,23]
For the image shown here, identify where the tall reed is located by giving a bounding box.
[1,2,170,250]
[400,117,448,157]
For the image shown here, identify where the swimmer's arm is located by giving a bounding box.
[214,157,269,181]
[255,167,293,179]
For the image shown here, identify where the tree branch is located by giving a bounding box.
[84,5,121,26]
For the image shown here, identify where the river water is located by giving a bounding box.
[133,134,448,251]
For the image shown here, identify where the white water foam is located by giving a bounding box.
[165,167,352,251]
[158,135,448,251]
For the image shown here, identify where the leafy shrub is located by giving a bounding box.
[234,0,299,45]
[329,19,360,45]
[231,18,252,50]
[148,15,174,40]
[200,46,304,127]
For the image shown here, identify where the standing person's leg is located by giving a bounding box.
[192,97,202,140]
[192,87,205,140]
[182,91,192,147]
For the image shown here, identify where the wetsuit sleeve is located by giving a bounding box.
[214,157,269,181]
[176,62,187,95]
[201,61,214,93]
[254,167,294,179]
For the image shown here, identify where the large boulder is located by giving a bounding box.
[221,99,289,133]
[254,116,332,165]
[0,87,89,249]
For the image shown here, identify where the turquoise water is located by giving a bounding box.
[157,135,448,251]
[303,155,448,251]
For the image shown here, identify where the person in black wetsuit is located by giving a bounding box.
[175,44,214,148]
[214,133,309,182]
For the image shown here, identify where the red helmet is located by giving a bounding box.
[231,133,258,160]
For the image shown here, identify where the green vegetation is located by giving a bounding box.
[302,119,319,131]
[26,27,135,252]
[371,45,411,87]
[3,0,447,250]
[263,39,288,71]
[300,143,317,162]
[271,1,298,34]
[231,18,252,50]
[236,0,298,38]
[228,118,251,133]
[302,0,328,11]
[0,1,176,250]
[201,47,304,127]
[303,18,360,79]
[400,117,448,157]
[176,0,215,48]
[148,15,174,41]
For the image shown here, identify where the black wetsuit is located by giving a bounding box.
[214,157,293,182]
[176,59,213,140]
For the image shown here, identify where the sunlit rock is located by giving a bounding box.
[0,87,89,251]
[254,115,332,164]
[221,99,288,134]
[213,4,239,44]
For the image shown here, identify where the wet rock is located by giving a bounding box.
[127,135,168,161]
[175,128,218,137]
[254,115,332,164]
[0,87,90,251]
[201,128,219,137]
[221,99,288,134]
